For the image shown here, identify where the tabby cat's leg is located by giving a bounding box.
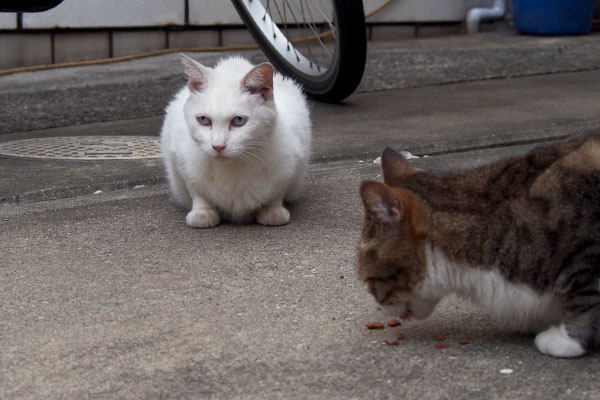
[535,300,599,358]
[256,198,290,226]
[535,324,586,358]
[186,194,220,228]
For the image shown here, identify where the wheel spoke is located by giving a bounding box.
[300,1,333,60]
[254,0,336,73]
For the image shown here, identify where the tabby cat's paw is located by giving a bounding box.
[186,209,220,228]
[535,325,585,358]
[256,206,290,226]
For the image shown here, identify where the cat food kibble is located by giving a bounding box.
[435,344,449,349]
[459,338,469,345]
[384,340,399,346]
[365,322,385,329]
[387,318,401,327]
[397,333,405,340]
[435,334,446,341]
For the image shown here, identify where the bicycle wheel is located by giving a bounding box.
[0,0,64,12]
[231,0,366,102]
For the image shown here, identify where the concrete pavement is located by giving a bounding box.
[1,28,600,399]
[3,152,599,399]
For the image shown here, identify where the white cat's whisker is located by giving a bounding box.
[243,141,275,153]
[238,150,263,170]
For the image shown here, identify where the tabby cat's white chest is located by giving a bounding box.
[422,245,561,333]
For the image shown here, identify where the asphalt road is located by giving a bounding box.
[2,29,600,399]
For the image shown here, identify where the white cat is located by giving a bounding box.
[160,55,311,228]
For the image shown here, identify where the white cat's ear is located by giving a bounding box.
[180,54,210,93]
[360,181,404,224]
[381,148,417,186]
[241,63,274,101]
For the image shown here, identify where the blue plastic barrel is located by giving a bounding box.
[513,0,596,35]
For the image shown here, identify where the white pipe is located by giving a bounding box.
[466,0,507,33]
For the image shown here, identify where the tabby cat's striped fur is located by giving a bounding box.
[358,134,600,358]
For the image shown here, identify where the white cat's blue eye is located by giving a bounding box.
[231,116,247,127]
[197,116,212,126]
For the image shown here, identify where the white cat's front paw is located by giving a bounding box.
[534,325,585,358]
[255,206,290,226]
[186,209,220,228]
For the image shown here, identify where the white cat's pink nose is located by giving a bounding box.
[212,145,226,153]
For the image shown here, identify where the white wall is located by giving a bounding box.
[22,0,185,28]
[189,0,241,25]
[9,0,498,29]
[190,0,473,25]
[0,13,16,29]
[364,0,467,22]
[0,0,501,69]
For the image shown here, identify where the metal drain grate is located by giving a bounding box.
[0,136,162,160]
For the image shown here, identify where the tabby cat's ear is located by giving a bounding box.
[241,63,274,101]
[180,54,211,93]
[381,148,417,186]
[360,181,403,224]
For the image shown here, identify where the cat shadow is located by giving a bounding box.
[366,295,540,353]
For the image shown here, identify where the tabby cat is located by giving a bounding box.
[358,134,600,358]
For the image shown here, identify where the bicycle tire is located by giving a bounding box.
[231,0,366,102]
[0,0,64,12]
